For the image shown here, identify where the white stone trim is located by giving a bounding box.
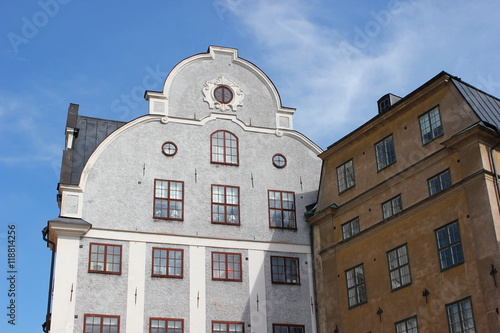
[59,185,84,219]
[248,250,267,333]
[125,242,146,332]
[84,228,312,254]
[189,246,206,333]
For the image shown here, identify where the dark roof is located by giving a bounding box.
[60,104,126,185]
[451,77,500,130]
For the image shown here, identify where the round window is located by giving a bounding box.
[162,142,178,156]
[214,86,233,104]
[272,154,287,168]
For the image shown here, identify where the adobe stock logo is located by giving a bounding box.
[7,0,71,54]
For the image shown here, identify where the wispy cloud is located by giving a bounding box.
[219,0,500,147]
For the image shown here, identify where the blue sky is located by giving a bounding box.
[1,0,499,331]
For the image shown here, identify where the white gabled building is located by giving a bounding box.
[44,46,322,333]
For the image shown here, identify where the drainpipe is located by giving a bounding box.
[41,226,56,333]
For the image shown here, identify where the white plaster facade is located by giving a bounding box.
[47,46,322,333]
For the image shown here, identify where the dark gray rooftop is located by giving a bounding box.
[451,77,500,130]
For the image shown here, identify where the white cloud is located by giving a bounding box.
[223,0,500,148]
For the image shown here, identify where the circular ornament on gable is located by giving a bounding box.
[214,86,233,104]
[162,142,178,156]
[272,154,287,168]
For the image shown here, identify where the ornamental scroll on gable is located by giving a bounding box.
[203,76,244,111]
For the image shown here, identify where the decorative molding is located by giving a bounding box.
[203,76,244,111]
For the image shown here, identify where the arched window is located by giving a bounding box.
[211,130,239,165]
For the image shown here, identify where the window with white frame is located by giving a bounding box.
[428,169,451,196]
[382,195,403,219]
[154,179,184,220]
[395,316,418,333]
[375,135,396,170]
[419,106,443,145]
[387,244,411,291]
[337,159,355,193]
[342,217,360,240]
[150,318,183,333]
[446,297,476,333]
[435,221,464,270]
[212,185,240,225]
[345,264,367,308]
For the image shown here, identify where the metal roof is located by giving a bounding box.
[451,77,500,130]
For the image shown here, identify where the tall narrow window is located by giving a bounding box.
[428,169,452,195]
[273,324,304,333]
[382,195,403,219]
[84,314,120,333]
[345,264,367,308]
[212,185,240,225]
[342,217,360,240]
[395,316,418,333]
[387,244,411,291]
[375,135,396,170]
[89,243,122,274]
[268,190,296,229]
[211,130,238,165]
[446,298,476,333]
[271,256,300,284]
[150,318,183,333]
[435,221,464,270]
[152,248,183,278]
[337,159,355,193]
[154,180,184,220]
[212,321,244,333]
[212,252,242,281]
[419,106,443,145]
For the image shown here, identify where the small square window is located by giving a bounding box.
[212,185,240,225]
[446,297,476,333]
[428,169,451,196]
[212,321,244,333]
[419,106,443,145]
[387,244,411,291]
[435,221,464,270]
[150,318,183,333]
[342,217,360,240]
[212,252,242,281]
[345,264,367,308]
[271,256,300,284]
[154,180,184,220]
[84,314,120,333]
[268,190,296,229]
[152,248,183,278]
[375,135,396,170]
[89,243,122,274]
[272,324,304,333]
[395,316,418,333]
[382,195,403,219]
[337,159,355,193]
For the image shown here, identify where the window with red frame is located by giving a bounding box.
[273,324,304,333]
[212,321,244,333]
[89,243,122,274]
[268,190,296,229]
[150,318,183,333]
[271,256,300,284]
[152,248,183,278]
[212,185,240,225]
[154,180,184,220]
[211,130,238,165]
[212,252,242,281]
[84,314,120,333]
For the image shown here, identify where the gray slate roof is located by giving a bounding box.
[451,77,500,130]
